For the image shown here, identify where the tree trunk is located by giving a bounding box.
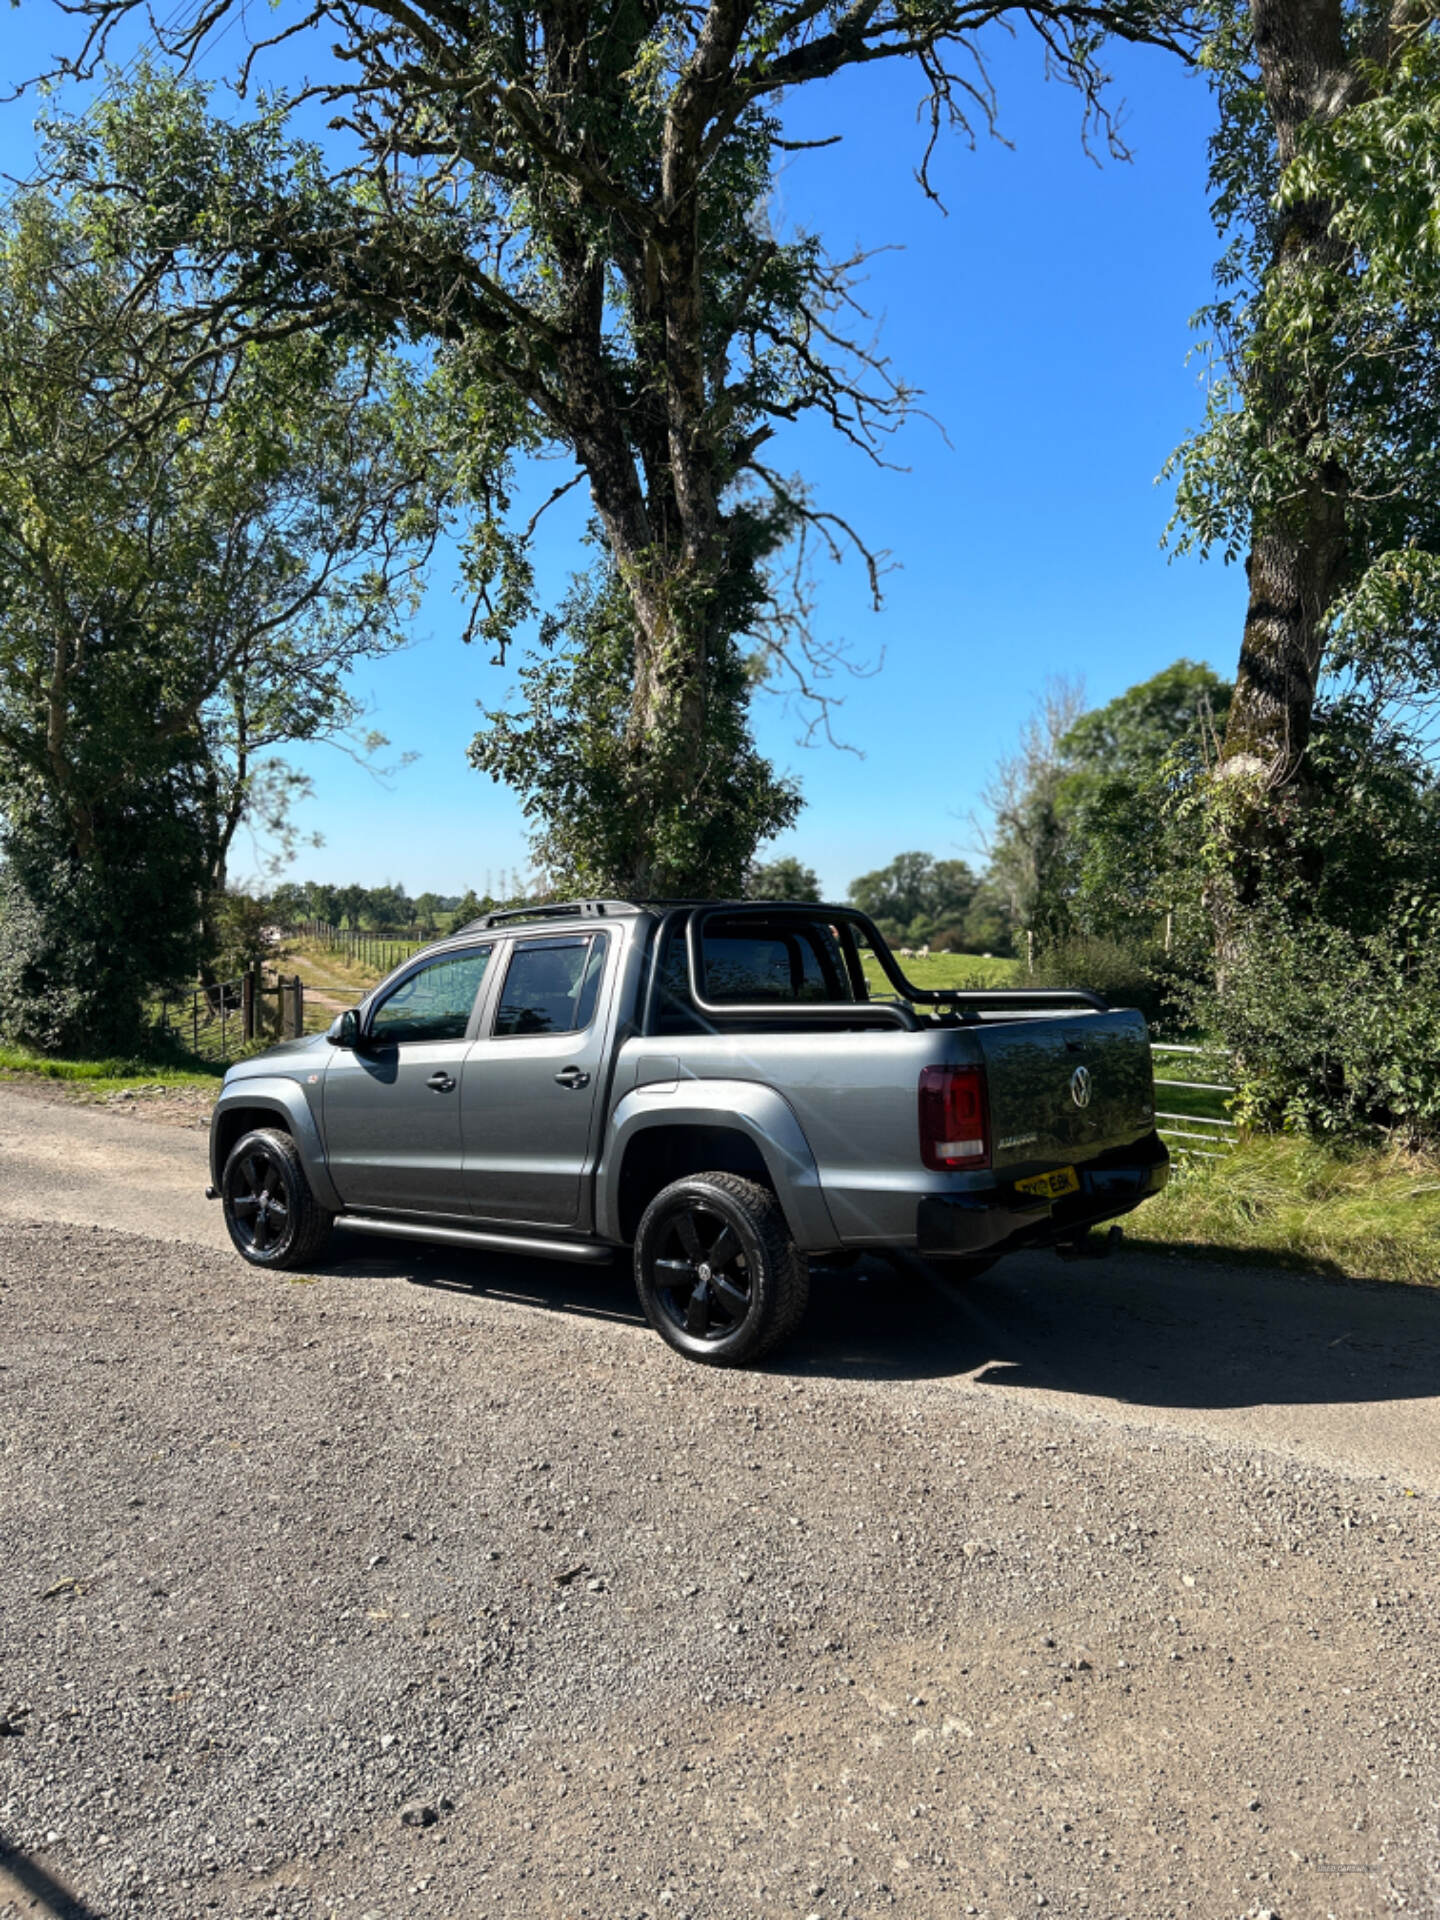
[1225,493,1347,795]
[620,573,721,896]
[1213,0,1355,926]
[565,328,726,896]
[197,695,249,985]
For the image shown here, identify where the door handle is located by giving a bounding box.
[427,1071,457,1092]
[554,1066,590,1089]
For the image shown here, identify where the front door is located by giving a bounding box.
[323,944,494,1214]
[462,933,611,1229]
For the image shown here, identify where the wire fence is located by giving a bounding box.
[1152,1042,1238,1165]
[154,971,305,1064]
[290,919,428,979]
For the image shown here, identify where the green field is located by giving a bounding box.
[284,935,1021,1001]
[861,951,1020,995]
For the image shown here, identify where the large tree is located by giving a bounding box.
[34,0,1198,894]
[0,172,445,1045]
[990,656,1436,1006]
[847,848,981,943]
[1169,0,1440,919]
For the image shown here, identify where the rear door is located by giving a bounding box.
[461,932,612,1228]
[322,944,494,1213]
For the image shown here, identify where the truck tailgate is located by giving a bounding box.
[979,1010,1155,1170]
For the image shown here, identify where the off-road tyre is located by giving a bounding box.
[221,1127,334,1271]
[634,1172,809,1367]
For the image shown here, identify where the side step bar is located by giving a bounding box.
[334,1214,614,1265]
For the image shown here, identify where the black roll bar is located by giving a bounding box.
[642,902,1107,1032]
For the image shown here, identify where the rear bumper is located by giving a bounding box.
[916,1133,1170,1259]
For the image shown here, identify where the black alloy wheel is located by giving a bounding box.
[633,1172,809,1367]
[652,1203,754,1344]
[228,1144,292,1255]
[221,1127,333,1270]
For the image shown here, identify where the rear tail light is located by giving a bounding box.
[919,1065,990,1171]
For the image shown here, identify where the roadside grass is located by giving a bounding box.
[1131,1133,1440,1286]
[0,1044,224,1097]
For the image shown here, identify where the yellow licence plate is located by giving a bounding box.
[1015,1166,1080,1201]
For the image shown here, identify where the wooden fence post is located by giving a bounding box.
[241,969,256,1043]
[290,975,304,1038]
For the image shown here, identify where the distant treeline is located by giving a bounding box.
[266,857,1014,956]
[269,880,520,938]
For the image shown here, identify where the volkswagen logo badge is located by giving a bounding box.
[1070,1065,1092,1109]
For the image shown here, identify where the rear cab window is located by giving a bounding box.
[655,912,862,1031]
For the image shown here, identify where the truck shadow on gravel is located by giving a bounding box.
[320,1231,980,1378]
[318,1229,1440,1410]
[0,1833,103,1920]
[944,1249,1440,1413]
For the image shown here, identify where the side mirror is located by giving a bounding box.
[327,1008,363,1049]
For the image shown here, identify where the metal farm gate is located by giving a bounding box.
[1152,1042,1239,1164]
[155,971,305,1064]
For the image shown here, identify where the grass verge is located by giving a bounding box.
[0,1045,224,1097]
[1132,1133,1440,1286]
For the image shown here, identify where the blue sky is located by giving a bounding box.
[2,11,1243,900]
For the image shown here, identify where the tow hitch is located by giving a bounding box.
[1056,1225,1124,1263]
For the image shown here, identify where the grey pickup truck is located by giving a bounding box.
[208,899,1168,1366]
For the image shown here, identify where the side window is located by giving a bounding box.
[494,936,608,1038]
[369,947,493,1044]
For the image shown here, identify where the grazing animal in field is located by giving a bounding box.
[898,947,914,958]
[916,945,931,959]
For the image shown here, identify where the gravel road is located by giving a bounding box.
[2,1086,1439,1919]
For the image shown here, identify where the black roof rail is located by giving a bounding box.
[459,897,853,931]
[457,898,643,933]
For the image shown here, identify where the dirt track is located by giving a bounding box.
[2,1085,1439,1918]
